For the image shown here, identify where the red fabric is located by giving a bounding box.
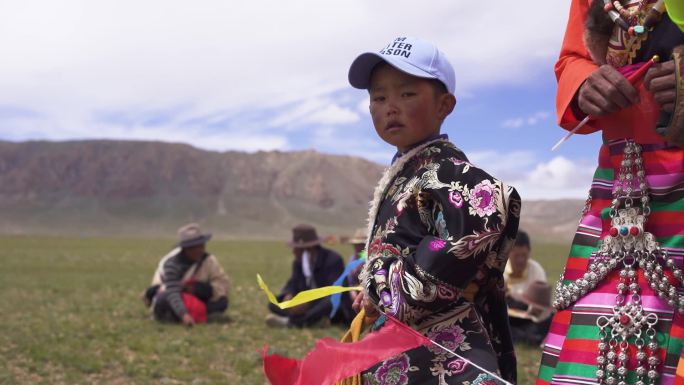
[593,63,663,143]
[261,316,431,385]
[181,293,206,323]
[556,0,599,134]
[555,0,666,144]
[262,352,303,385]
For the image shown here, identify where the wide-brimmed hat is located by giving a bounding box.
[288,224,321,248]
[177,223,212,248]
[521,281,553,311]
[348,227,368,245]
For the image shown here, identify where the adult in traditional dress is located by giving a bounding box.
[538,1,684,384]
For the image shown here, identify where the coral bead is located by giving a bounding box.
[620,314,631,325]
[610,227,619,237]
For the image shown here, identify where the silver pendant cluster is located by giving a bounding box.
[553,141,682,385]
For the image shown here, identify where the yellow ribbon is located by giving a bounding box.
[334,308,374,385]
[257,274,362,309]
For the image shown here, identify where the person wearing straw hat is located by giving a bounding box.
[143,223,230,326]
[265,224,351,328]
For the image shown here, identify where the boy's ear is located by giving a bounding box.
[437,93,457,120]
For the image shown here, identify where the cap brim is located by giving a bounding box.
[348,52,438,90]
[179,234,212,248]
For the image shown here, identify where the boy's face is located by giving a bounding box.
[368,63,455,152]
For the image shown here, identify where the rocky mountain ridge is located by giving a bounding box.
[0,140,583,242]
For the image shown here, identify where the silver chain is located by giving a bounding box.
[553,141,680,385]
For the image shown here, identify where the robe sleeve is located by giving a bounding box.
[556,0,601,134]
[206,255,230,301]
[161,257,188,318]
[365,160,520,322]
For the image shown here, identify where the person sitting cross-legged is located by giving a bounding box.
[142,223,230,326]
[504,230,553,345]
[264,224,353,328]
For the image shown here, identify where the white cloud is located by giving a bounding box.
[0,0,570,148]
[0,111,288,152]
[466,150,595,199]
[357,97,370,114]
[512,156,595,199]
[466,149,537,182]
[502,111,551,129]
[309,124,394,164]
[306,104,360,125]
[268,98,360,128]
[526,156,593,188]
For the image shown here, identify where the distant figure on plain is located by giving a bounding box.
[265,224,353,328]
[346,227,368,291]
[504,230,553,345]
[142,223,230,326]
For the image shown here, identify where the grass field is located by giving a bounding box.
[0,236,571,385]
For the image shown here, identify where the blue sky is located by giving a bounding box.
[0,0,603,199]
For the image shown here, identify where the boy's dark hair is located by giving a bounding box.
[368,62,449,96]
[514,230,531,248]
[430,79,448,95]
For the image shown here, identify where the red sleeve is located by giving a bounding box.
[555,0,601,133]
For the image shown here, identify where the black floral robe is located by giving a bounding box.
[360,139,521,385]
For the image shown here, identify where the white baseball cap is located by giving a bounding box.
[348,36,456,95]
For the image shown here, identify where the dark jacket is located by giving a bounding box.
[361,139,521,384]
[281,246,345,295]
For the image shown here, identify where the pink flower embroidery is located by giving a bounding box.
[426,325,467,355]
[374,354,410,385]
[468,180,497,217]
[447,358,468,374]
[437,284,457,300]
[429,239,447,251]
[448,191,464,208]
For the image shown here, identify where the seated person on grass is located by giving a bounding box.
[265,224,353,328]
[143,223,229,326]
[504,230,553,345]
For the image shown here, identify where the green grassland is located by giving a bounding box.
[0,236,571,385]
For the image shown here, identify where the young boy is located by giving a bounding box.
[348,37,521,384]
